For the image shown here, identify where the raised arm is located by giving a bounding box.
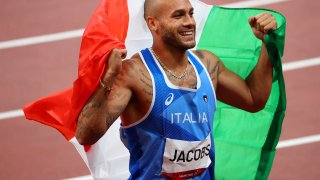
[75,49,132,145]
[216,43,272,112]
[202,13,277,112]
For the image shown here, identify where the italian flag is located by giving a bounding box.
[23,0,286,179]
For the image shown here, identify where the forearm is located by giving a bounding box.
[245,42,273,110]
[75,75,115,145]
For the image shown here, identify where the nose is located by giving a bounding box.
[183,15,196,27]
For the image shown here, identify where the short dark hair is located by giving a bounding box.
[143,0,152,19]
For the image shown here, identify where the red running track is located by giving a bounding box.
[0,0,319,179]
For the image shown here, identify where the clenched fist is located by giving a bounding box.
[249,12,278,41]
[104,48,127,78]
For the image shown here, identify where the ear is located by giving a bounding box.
[146,16,158,32]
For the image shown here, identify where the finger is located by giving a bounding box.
[248,16,256,27]
[264,21,278,33]
[111,49,126,59]
[257,14,275,32]
[259,18,273,30]
[249,16,263,33]
[255,12,267,19]
[256,13,270,26]
[119,49,127,59]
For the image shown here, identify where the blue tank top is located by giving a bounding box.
[120,48,216,179]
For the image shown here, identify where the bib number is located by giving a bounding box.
[161,134,212,179]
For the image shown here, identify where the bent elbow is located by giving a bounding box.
[248,106,265,113]
[75,136,85,145]
[247,101,266,113]
[75,135,94,146]
[75,129,105,145]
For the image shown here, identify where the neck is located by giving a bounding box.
[151,43,189,70]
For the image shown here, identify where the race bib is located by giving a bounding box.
[161,134,212,179]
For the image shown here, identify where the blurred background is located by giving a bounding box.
[0,0,319,179]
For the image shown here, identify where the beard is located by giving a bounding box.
[159,23,196,50]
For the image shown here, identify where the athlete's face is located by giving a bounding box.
[157,0,196,50]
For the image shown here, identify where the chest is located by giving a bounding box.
[141,64,216,127]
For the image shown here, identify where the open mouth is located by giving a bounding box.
[180,31,193,36]
[179,30,195,42]
[180,31,194,36]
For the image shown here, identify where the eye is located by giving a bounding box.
[189,11,194,17]
[173,13,183,19]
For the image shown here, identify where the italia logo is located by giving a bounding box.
[165,93,174,106]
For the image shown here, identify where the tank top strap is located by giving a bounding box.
[187,50,204,75]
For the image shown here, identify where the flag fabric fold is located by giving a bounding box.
[196,7,286,179]
[24,0,128,141]
[23,0,286,179]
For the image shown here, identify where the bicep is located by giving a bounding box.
[216,61,255,111]
[194,50,256,111]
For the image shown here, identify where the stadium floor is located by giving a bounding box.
[0,0,319,179]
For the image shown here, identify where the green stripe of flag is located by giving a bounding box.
[197,6,286,179]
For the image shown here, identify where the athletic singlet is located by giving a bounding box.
[120,48,216,179]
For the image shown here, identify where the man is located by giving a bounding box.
[75,0,277,179]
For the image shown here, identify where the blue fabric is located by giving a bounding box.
[120,48,216,179]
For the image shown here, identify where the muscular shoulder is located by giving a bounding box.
[192,49,221,72]
[118,53,149,88]
[192,49,217,58]
[192,50,222,87]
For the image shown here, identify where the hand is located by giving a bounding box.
[104,48,127,78]
[249,13,278,41]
